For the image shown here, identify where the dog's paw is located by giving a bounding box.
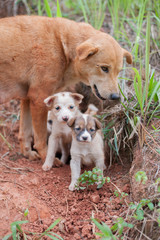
[28,150,41,161]
[53,158,64,168]
[69,184,75,191]
[42,163,52,171]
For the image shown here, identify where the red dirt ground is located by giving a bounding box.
[0,101,131,240]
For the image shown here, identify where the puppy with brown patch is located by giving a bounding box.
[67,114,105,191]
[0,16,132,161]
[42,92,83,171]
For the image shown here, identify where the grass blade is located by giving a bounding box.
[44,0,52,17]
[46,218,61,232]
[2,234,12,240]
[56,0,62,17]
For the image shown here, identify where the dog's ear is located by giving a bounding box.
[94,118,102,129]
[71,93,84,104]
[44,95,56,109]
[67,117,76,128]
[76,42,98,60]
[123,49,132,64]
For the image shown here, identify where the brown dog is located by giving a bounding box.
[0,16,132,161]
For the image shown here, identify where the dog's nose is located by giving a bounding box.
[82,136,88,141]
[48,120,53,125]
[110,93,120,100]
[62,116,69,122]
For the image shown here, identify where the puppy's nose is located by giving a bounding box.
[48,120,53,125]
[82,136,88,141]
[62,116,69,122]
[110,93,120,100]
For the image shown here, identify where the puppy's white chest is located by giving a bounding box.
[60,124,71,135]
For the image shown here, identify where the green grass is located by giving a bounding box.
[2,218,63,240]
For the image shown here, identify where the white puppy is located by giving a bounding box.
[67,113,105,191]
[42,92,83,171]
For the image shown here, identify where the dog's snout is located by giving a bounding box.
[62,116,69,122]
[82,136,88,141]
[110,93,120,101]
[48,120,53,125]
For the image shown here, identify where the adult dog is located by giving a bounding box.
[0,16,132,161]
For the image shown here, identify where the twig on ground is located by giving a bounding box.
[0,132,13,150]
[134,226,152,240]
[0,179,26,189]
[139,217,147,240]
[91,211,95,235]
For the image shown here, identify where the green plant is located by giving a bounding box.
[130,199,154,221]
[2,220,29,240]
[43,0,62,17]
[92,218,116,240]
[132,13,160,122]
[92,217,133,240]
[77,0,107,29]
[135,171,148,184]
[75,167,106,190]
[2,218,63,240]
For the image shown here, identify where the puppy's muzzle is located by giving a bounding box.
[62,116,69,122]
[82,136,88,141]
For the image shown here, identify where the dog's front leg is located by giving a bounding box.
[42,134,58,171]
[18,99,40,160]
[30,102,48,161]
[95,155,105,173]
[60,139,70,164]
[69,156,81,191]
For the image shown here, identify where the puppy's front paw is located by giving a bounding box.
[69,183,76,191]
[42,163,52,171]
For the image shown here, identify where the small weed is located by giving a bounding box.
[92,217,133,240]
[75,167,105,190]
[2,218,63,240]
[135,171,148,184]
[114,190,128,200]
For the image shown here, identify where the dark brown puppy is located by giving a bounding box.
[0,16,132,161]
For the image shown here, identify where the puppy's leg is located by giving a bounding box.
[60,139,70,164]
[95,155,105,174]
[42,135,58,171]
[69,156,81,191]
[30,102,48,161]
[19,99,40,160]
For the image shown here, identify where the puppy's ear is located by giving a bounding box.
[44,95,56,109]
[94,118,102,129]
[67,117,76,128]
[76,42,98,60]
[71,93,84,104]
[123,49,132,64]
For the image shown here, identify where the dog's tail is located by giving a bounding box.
[85,104,98,116]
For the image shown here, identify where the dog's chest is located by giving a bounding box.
[60,124,71,135]
[72,141,94,158]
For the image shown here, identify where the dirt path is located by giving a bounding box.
[0,101,131,239]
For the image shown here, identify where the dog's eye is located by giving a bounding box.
[55,106,60,110]
[69,105,74,109]
[75,127,81,131]
[90,128,95,132]
[101,66,109,73]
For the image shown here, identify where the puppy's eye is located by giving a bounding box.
[90,128,95,132]
[69,105,74,109]
[55,106,60,110]
[75,127,81,131]
[101,66,109,73]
